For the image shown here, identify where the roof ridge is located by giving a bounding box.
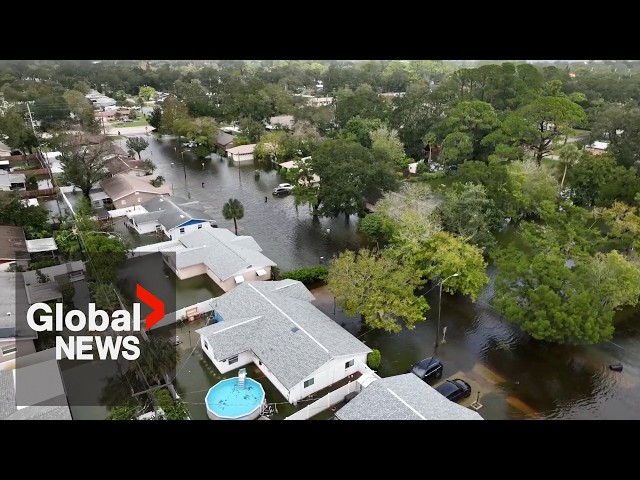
[246,282,329,353]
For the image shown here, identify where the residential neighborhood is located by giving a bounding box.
[0,59,639,422]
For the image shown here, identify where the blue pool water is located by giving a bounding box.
[205,377,266,419]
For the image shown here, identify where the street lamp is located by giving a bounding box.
[435,273,459,350]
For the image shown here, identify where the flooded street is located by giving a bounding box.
[97,135,640,419]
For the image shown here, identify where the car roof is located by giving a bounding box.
[435,380,460,396]
[416,357,440,368]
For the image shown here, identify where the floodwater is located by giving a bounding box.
[85,135,640,419]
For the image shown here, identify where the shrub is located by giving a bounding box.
[280,265,328,285]
[367,349,382,369]
[28,258,58,270]
[254,169,261,179]
[420,171,446,181]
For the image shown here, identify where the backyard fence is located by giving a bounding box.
[285,380,361,420]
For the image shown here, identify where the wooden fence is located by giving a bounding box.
[19,188,57,198]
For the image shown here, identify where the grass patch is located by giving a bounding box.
[110,119,149,128]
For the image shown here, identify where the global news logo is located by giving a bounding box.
[25,284,164,361]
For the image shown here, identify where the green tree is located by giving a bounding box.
[0,106,38,154]
[600,201,640,251]
[327,249,429,333]
[502,96,587,166]
[493,243,640,344]
[139,85,157,101]
[83,233,128,283]
[337,116,385,148]
[437,100,500,161]
[0,193,51,239]
[58,136,115,198]
[335,85,389,129]
[369,126,410,168]
[222,198,244,235]
[158,97,189,135]
[148,107,162,130]
[154,389,190,420]
[357,213,394,247]
[126,137,149,160]
[305,139,397,219]
[393,231,490,301]
[134,335,180,386]
[63,90,97,131]
[437,182,500,250]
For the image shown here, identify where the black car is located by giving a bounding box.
[410,356,443,383]
[435,379,471,402]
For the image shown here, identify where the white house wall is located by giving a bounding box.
[130,220,160,235]
[166,222,216,240]
[200,338,254,374]
[231,152,254,163]
[288,353,369,404]
[174,263,206,280]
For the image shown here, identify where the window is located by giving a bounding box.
[345,359,354,369]
[304,378,314,388]
[198,224,202,229]
[228,355,238,365]
[179,227,185,233]
[203,341,209,351]
[1,345,17,356]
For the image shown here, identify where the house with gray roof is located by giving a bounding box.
[196,280,372,404]
[0,272,37,369]
[98,174,170,208]
[0,349,72,420]
[138,227,276,292]
[126,196,217,239]
[335,373,483,420]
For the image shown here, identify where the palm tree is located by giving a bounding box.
[135,335,181,386]
[222,198,244,235]
[423,132,438,162]
[558,143,581,193]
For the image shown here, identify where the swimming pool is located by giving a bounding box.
[205,377,266,420]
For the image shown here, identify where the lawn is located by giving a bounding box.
[110,118,149,128]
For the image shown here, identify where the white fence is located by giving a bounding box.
[150,297,216,330]
[285,380,361,420]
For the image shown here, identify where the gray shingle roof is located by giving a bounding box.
[99,175,171,201]
[0,350,74,420]
[336,373,484,420]
[196,281,371,390]
[214,130,235,147]
[0,370,17,419]
[0,272,33,339]
[141,196,213,230]
[170,228,276,280]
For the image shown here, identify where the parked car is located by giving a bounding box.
[272,186,291,196]
[410,356,443,383]
[277,183,294,191]
[435,379,471,402]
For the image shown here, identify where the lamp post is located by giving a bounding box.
[436,273,459,350]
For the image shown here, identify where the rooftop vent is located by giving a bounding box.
[291,327,299,333]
